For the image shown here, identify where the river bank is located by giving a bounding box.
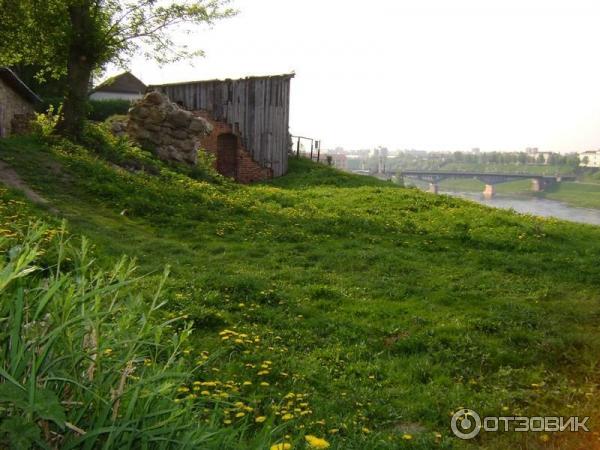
[404,178,600,225]
[432,179,600,210]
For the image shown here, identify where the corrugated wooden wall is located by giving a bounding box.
[152,74,293,177]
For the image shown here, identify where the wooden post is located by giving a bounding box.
[310,140,314,160]
[317,140,321,162]
[296,138,300,159]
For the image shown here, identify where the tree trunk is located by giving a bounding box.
[56,57,92,139]
[56,1,94,139]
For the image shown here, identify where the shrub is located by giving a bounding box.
[32,104,62,137]
[88,100,132,122]
[39,97,64,114]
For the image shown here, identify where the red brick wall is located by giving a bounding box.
[193,111,272,183]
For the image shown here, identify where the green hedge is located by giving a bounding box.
[38,98,132,122]
[88,99,132,121]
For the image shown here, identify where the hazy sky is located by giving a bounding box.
[106,0,600,152]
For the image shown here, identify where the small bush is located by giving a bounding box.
[32,104,62,137]
[39,97,64,114]
[88,100,132,122]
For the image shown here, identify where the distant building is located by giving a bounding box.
[578,150,600,167]
[0,67,42,137]
[326,153,348,170]
[538,152,557,164]
[526,147,539,155]
[89,72,147,101]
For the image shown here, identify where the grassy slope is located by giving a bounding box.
[1,135,600,449]
[541,182,600,209]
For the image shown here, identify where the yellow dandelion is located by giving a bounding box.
[282,413,294,421]
[402,434,413,440]
[270,443,292,450]
[304,435,330,449]
[255,416,267,423]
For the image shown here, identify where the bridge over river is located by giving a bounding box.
[394,170,576,198]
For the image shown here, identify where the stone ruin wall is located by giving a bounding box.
[113,91,273,183]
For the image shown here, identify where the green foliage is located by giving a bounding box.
[0,221,270,449]
[40,97,65,114]
[89,100,132,122]
[0,0,235,138]
[0,0,236,81]
[31,104,63,137]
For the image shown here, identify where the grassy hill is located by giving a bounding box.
[1,128,600,449]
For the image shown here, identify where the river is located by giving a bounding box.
[441,190,600,226]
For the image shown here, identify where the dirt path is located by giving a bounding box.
[0,160,55,209]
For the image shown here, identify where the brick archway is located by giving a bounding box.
[216,133,238,178]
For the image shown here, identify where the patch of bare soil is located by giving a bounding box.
[0,160,56,212]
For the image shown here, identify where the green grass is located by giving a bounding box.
[541,182,600,209]
[1,130,600,449]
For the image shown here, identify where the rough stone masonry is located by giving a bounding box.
[122,91,212,165]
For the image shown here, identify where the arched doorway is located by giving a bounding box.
[217,133,238,178]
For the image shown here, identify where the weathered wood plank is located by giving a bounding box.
[151,74,293,177]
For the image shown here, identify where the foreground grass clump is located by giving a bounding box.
[0,218,279,449]
[1,131,600,448]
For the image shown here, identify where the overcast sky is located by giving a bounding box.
[106,0,600,153]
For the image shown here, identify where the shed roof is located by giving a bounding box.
[149,72,295,88]
[92,72,147,94]
[0,68,42,104]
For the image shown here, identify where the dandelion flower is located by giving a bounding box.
[402,434,413,440]
[255,416,267,423]
[270,443,292,450]
[304,435,330,448]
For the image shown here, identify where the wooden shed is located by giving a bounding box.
[151,74,293,179]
